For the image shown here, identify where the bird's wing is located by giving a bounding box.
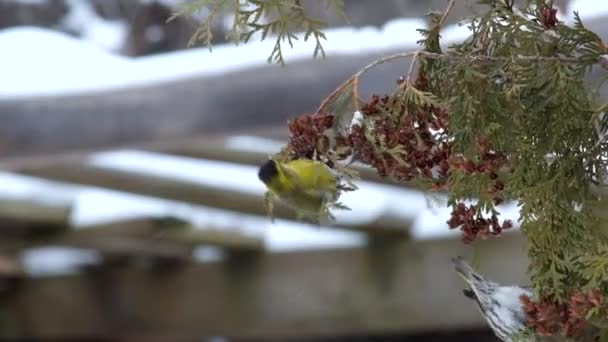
[285,161,336,198]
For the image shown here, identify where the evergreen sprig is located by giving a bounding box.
[171,0,345,64]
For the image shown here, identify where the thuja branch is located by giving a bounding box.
[317,50,608,117]
[280,1,608,339]
[316,0,456,116]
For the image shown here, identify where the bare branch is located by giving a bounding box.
[438,0,456,27]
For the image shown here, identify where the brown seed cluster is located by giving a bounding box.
[344,88,451,186]
[538,4,558,29]
[447,203,514,243]
[445,136,512,242]
[287,113,334,160]
[521,290,604,338]
[285,74,513,243]
[448,136,509,203]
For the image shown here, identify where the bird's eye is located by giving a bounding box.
[463,288,476,299]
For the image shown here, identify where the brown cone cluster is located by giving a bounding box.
[521,290,604,338]
[285,73,515,242]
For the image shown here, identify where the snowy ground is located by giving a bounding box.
[1,1,605,275]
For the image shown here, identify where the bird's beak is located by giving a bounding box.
[451,256,480,285]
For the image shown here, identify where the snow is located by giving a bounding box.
[0,17,428,98]
[0,28,132,98]
[226,136,285,154]
[568,1,608,21]
[19,247,102,277]
[60,0,127,52]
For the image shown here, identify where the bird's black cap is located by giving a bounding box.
[258,159,278,184]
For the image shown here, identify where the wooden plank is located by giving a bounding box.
[68,237,194,262]
[0,255,23,278]
[16,164,410,236]
[74,217,264,251]
[0,125,287,171]
[3,233,529,339]
[0,132,411,188]
[3,217,264,254]
[0,47,413,158]
[0,197,71,235]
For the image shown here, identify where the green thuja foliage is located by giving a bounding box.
[437,3,608,298]
[170,0,345,64]
[179,0,608,335]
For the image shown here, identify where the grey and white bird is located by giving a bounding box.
[452,257,598,342]
[452,256,535,341]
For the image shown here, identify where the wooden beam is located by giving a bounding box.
[0,47,413,158]
[74,217,264,251]
[0,125,288,171]
[16,164,410,236]
[0,255,23,278]
[3,233,529,339]
[3,217,264,254]
[0,197,71,235]
[0,132,412,188]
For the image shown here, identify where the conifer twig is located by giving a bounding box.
[324,51,608,101]
[406,51,420,84]
[315,78,356,114]
[315,0,607,119]
[316,0,456,115]
[438,0,456,27]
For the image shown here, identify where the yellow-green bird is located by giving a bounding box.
[257,158,339,219]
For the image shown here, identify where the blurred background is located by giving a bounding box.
[0,0,604,340]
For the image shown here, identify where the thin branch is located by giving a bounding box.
[315,78,355,114]
[315,51,608,116]
[406,51,420,84]
[316,52,420,114]
[317,0,457,115]
[356,51,608,77]
[352,76,361,111]
[353,52,418,79]
[438,0,456,27]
